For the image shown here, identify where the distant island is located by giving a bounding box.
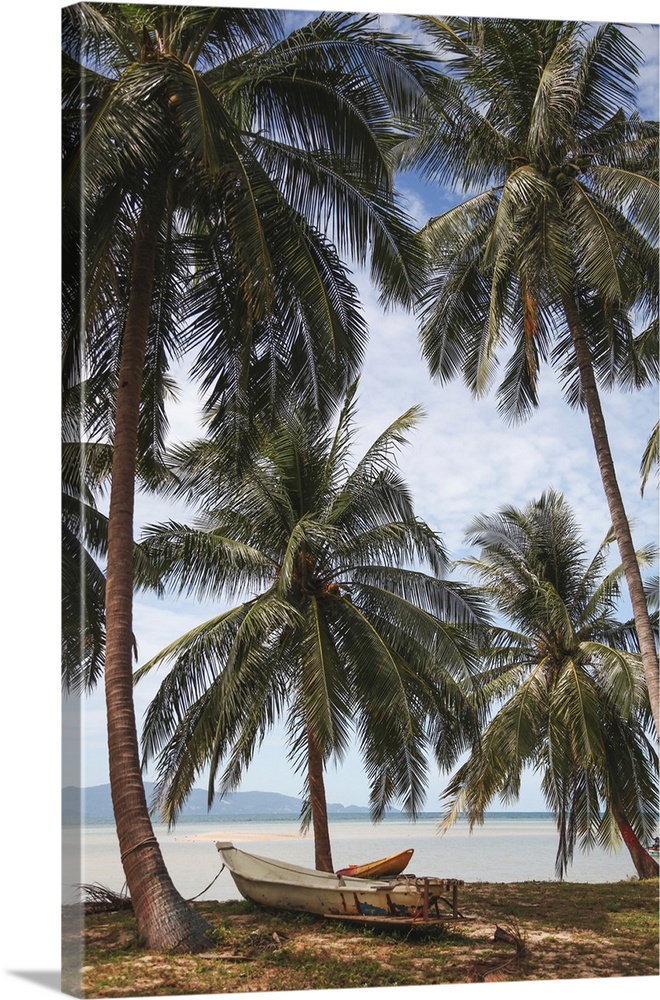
[62,783,377,823]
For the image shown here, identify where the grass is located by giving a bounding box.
[65,878,659,997]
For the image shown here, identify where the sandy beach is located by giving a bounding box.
[176,828,305,842]
[71,878,659,996]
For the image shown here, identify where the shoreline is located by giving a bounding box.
[76,815,643,895]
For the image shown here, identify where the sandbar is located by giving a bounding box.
[174,828,309,843]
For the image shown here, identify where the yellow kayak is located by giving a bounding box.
[335,848,414,880]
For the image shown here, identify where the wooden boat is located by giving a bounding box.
[335,848,414,880]
[215,841,469,924]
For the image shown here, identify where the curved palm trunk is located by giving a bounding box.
[104,192,213,951]
[307,727,334,871]
[613,805,659,879]
[563,294,660,737]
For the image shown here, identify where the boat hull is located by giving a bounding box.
[336,848,414,880]
[226,868,423,917]
[216,842,457,919]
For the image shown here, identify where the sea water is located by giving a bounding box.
[69,812,644,905]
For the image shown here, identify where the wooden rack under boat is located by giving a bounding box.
[324,875,474,927]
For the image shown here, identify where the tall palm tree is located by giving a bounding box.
[136,385,487,872]
[398,17,659,733]
[62,3,430,949]
[443,490,658,879]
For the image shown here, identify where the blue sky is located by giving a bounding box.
[63,2,660,816]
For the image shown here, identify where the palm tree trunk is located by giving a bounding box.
[104,190,213,951]
[307,727,334,871]
[562,293,660,737]
[612,805,659,879]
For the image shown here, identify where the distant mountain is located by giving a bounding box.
[62,783,373,822]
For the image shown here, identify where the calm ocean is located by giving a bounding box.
[69,811,647,905]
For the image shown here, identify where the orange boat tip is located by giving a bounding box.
[335,848,414,879]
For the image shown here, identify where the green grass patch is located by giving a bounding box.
[68,878,659,996]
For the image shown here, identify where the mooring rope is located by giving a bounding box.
[187,864,226,902]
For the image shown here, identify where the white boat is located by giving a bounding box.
[215,841,469,924]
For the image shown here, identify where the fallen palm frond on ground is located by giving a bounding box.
[79,882,132,914]
[64,878,659,996]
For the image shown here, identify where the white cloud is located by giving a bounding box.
[622,22,659,119]
[396,182,432,228]
[354,272,658,558]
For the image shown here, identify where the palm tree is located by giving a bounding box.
[442,489,658,879]
[397,17,659,734]
[136,385,487,872]
[62,3,430,949]
[640,421,659,495]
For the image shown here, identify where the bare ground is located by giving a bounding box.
[64,878,659,997]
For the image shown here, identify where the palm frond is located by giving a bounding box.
[640,421,659,497]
